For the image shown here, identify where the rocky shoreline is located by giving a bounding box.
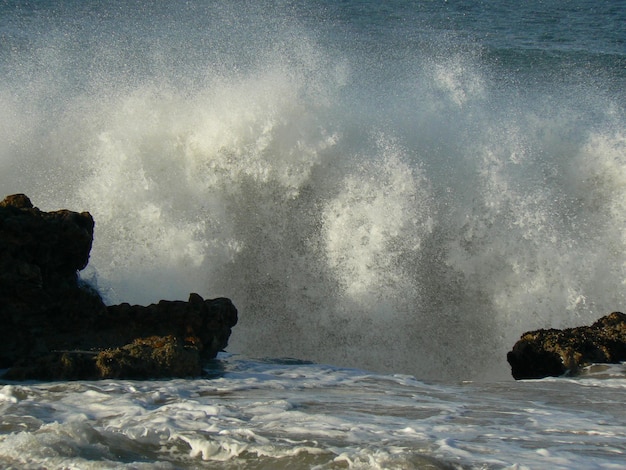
[0,194,237,380]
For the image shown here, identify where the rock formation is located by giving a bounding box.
[507,312,626,379]
[0,194,237,380]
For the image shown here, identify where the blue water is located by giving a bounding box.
[0,2,625,466]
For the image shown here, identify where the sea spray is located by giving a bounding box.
[0,1,624,380]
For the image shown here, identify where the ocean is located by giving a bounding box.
[0,0,625,467]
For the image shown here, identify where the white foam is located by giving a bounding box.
[2,356,625,469]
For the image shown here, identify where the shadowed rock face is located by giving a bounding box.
[0,194,237,380]
[507,312,626,380]
[0,193,94,286]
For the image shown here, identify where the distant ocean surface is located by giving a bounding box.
[1,0,625,468]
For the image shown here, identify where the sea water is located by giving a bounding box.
[1,355,626,469]
[0,0,625,467]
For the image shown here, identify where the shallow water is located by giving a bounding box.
[1,355,626,469]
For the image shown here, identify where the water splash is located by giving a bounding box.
[0,1,624,380]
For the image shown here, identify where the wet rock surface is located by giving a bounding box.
[0,194,237,380]
[507,312,626,379]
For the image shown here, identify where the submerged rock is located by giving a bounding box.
[507,312,626,379]
[0,194,237,380]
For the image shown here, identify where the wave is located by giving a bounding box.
[0,1,624,380]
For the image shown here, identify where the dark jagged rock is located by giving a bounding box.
[507,312,626,379]
[0,193,94,285]
[101,294,237,360]
[0,194,237,380]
